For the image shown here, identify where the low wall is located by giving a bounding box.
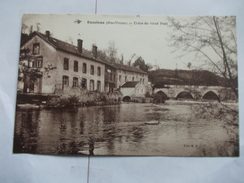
[16,91,123,106]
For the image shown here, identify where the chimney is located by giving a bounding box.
[46,31,50,39]
[92,45,98,59]
[77,39,83,54]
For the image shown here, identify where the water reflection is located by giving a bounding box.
[14,103,236,156]
[14,109,40,154]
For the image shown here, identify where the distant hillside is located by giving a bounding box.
[149,69,228,87]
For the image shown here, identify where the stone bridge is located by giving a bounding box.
[154,85,236,101]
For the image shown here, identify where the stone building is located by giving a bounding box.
[104,63,117,93]
[19,31,105,95]
[120,81,147,101]
[114,63,148,88]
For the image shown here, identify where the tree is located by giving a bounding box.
[167,17,239,154]
[128,53,136,66]
[133,56,152,72]
[106,41,118,62]
[167,16,238,98]
[119,53,124,64]
[18,48,42,93]
[97,49,108,61]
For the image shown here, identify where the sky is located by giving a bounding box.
[21,14,219,70]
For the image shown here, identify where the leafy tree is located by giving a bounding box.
[97,49,108,61]
[18,48,42,93]
[133,56,152,72]
[167,16,238,98]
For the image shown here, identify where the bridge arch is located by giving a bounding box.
[175,91,193,99]
[202,91,219,101]
[155,91,168,100]
[122,96,131,102]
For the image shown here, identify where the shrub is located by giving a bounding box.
[46,95,80,108]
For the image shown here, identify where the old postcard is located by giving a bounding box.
[13,14,239,156]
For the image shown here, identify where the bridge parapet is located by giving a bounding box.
[154,85,236,101]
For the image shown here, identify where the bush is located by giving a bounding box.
[46,95,80,108]
[145,92,152,98]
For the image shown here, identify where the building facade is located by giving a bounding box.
[115,63,148,89]
[120,81,147,100]
[19,31,105,95]
[104,64,117,93]
[18,31,150,98]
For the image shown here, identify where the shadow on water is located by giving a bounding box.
[14,103,238,156]
[14,109,40,154]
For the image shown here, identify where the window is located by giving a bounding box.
[90,80,94,91]
[110,73,112,80]
[73,77,78,87]
[119,75,121,81]
[63,58,69,70]
[81,78,87,89]
[29,61,33,68]
[62,76,69,88]
[97,81,101,91]
[90,65,94,75]
[125,76,127,82]
[74,61,78,72]
[132,77,134,81]
[33,43,40,55]
[36,56,43,68]
[83,63,87,73]
[97,67,101,76]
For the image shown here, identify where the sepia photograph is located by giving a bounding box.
[13,14,239,156]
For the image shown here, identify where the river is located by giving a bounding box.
[13,102,238,156]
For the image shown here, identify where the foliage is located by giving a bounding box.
[132,56,152,72]
[149,69,224,86]
[19,48,43,82]
[191,101,239,157]
[145,92,152,98]
[192,101,238,125]
[167,16,238,97]
[47,95,80,108]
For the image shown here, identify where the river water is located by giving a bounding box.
[13,102,238,156]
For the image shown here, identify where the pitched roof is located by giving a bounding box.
[21,31,148,75]
[21,31,106,65]
[104,62,148,75]
[121,81,140,88]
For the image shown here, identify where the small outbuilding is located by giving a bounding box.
[120,81,147,101]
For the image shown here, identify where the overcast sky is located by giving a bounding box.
[22,14,211,70]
